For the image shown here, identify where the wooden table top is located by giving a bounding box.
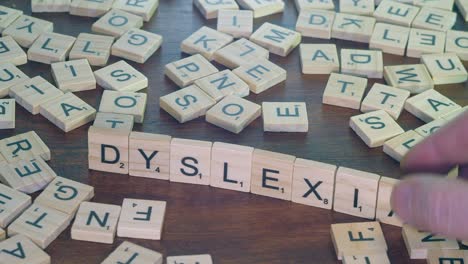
[2,0,468,263]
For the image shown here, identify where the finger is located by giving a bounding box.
[391,175,468,240]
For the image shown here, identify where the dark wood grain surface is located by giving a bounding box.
[2,0,468,263]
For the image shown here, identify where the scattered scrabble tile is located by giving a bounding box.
[415,118,447,137]
[294,0,335,12]
[421,53,468,85]
[70,0,114,17]
[262,102,308,132]
[117,198,166,240]
[383,130,424,162]
[181,26,233,61]
[71,201,122,244]
[237,0,284,18]
[0,99,15,129]
[341,49,383,78]
[0,184,31,228]
[414,0,455,10]
[27,32,76,64]
[0,235,51,264]
[300,44,339,74]
[31,0,71,12]
[457,0,468,22]
[442,106,468,121]
[446,30,468,61]
[210,142,254,193]
[369,23,410,56]
[342,253,390,264]
[331,221,387,260]
[88,126,130,174]
[129,132,171,180]
[412,7,456,32]
[113,0,159,21]
[8,204,70,249]
[170,138,212,185]
[295,9,335,39]
[34,176,94,216]
[360,83,410,120]
[373,0,420,27]
[0,62,29,98]
[213,38,269,69]
[69,33,115,66]
[406,28,446,58]
[427,249,468,264]
[51,59,96,92]
[167,254,213,264]
[39,92,96,132]
[102,241,163,264]
[340,0,374,16]
[92,9,144,37]
[217,9,253,38]
[164,54,219,87]
[383,64,434,94]
[233,59,286,94]
[250,22,301,57]
[194,0,239,19]
[194,69,249,101]
[292,159,336,210]
[322,73,368,110]
[206,95,261,134]
[0,5,22,33]
[95,61,147,92]
[111,28,162,63]
[404,89,461,122]
[93,112,134,131]
[0,36,27,65]
[2,15,53,48]
[0,131,50,162]
[159,85,216,123]
[375,176,403,227]
[99,90,147,123]
[402,225,459,259]
[331,13,376,43]
[350,110,405,148]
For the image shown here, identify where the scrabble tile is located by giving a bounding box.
[164,54,219,87]
[383,130,424,162]
[34,176,94,216]
[251,149,295,201]
[369,23,410,56]
[414,0,455,11]
[181,26,234,61]
[0,99,15,129]
[217,9,253,38]
[92,9,144,37]
[111,28,163,63]
[421,53,468,85]
[249,23,301,57]
[237,0,284,18]
[342,253,390,264]
[210,142,253,193]
[442,106,468,122]
[70,0,114,17]
[294,0,335,12]
[0,184,31,228]
[427,249,468,264]
[262,102,308,132]
[295,10,335,39]
[167,254,213,264]
[102,241,163,264]
[360,83,411,120]
[8,204,70,249]
[93,112,134,131]
[2,15,53,48]
[31,0,71,12]
[0,6,22,33]
[322,73,368,110]
[71,201,121,244]
[206,95,261,134]
[375,177,402,227]
[129,132,171,180]
[0,227,4,241]
[194,69,250,101]
[373,0,420,27]
[0,63,29,98]
[405,89,461,122]
[384,64,434,94]
[412,7,456,32]
[69,33,115,66]
[341,49,383,79]
[233,59,286,94]
[194,0,239,19]
[113,0,159,21]
[350,110,405,148]
[170,138,212,185]
[88,126,130,175]
[0,36,27,66]
[159,85,216,123]
[27,32,76,64]
[0,131,50,162]
[117,198,166,240]
[292,158,336,210]
[340,0,374,16]
[407,28,446,58]
[331,222,387,260]
[39,92,96,132]
[0,235,51,264]
[446,30,468,61]
[99,90,147,123]
[51,59,96,92]
[213,38,269,69]
[402,225,459,259]
[457,0,468,22]
[300,44,339,74]
[415,118,447,137]
[331,13,376,43]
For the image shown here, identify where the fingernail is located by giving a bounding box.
[391,181,414,221]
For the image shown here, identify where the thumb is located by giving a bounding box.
[391,175,468,240]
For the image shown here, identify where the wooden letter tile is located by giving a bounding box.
[167,254,213,264]
[69,33,115,66]
[249,22,301,57]
[111,28,163,63]
[442,106,468,122]
[170,138,212,186]
[446,30,468,61]
[0,131,50,162]
[373,0,420,27]
[322,73,368,110]
[95,60,148,92]
[331,13,376,43]
[31,0,71,12]
[164,54,219,87]
[0,36,27,65]
[0,235,50,264]
[181,26,233,61]
[129,132,171,180]
[407,28,446,58]
[383,130,424,162]
[237,0,284,18]
[422,53,468,85]
[402,225,459,259]
[93,112,134,131]
[415,118,447,138]
[0,99,15,129]
[342,253,390,264]
[194,0,239,19]
[213,38,269,69]
[376,177,402,227]
[414,0,455,10]
[2,15,53,48]
[27,32,76,64]
[340,0,374,16]
[0,184,31,228]
[384,64,434,94]
[233,59,286,94]
[262,102,308,132]
[0,5,22,33]
[404,89,461,122]
[92,9,143,37]
[217,10,253,38]
[369,23,410,56]
[112,0,159,21]
[70,0,114,17]
[300,44,339,74]
[341,49,383,79]
[51,59,96,92]
[427,249,468,264]
[194,69,250,101]
[294,0,335,12]
[99,90,147,123]
[412,7,456,32]
[0,63,29,98]
[295,10,335,39]
[102,241,163,264]
[360,83,410,120]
